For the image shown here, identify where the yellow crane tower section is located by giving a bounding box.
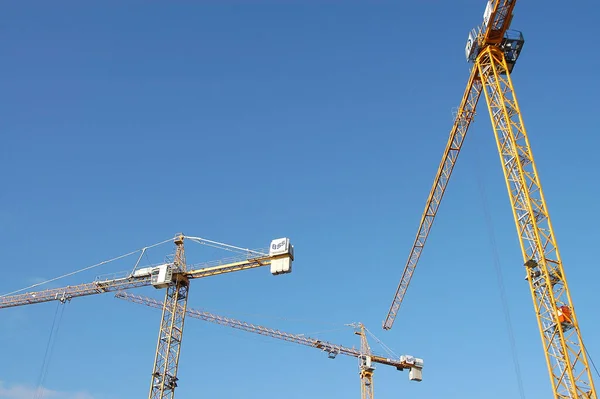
[0,233,295,399]
[382,1,596,398]
[115,291,424,399]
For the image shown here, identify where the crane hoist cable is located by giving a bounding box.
[363,326,398,360]
[472,136,526,399]
[583,344,600,379]
[0,237,173,298]
[34,301,67,399]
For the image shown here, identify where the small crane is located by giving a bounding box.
[382,1,596,398]
[116,291,424,399]
[0,233,295,399]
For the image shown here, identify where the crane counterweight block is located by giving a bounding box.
[269,237,294,275]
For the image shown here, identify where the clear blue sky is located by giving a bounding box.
[1,1,598,398]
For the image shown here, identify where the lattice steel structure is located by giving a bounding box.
[356,323,375,399]
[382,1,596,398]
[149,235,189,399]
[0,233,295,399]
[116,292,424,399]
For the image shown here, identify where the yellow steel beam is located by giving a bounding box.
[149,234,190,399]
[383,64,483,330]
[476,45,596,399]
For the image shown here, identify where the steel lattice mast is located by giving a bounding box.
[149,234,189,399]
[476,45,596,398]
[355,323,375,399]
[382,1,597,398]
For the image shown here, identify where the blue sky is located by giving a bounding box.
[1,1,599,398]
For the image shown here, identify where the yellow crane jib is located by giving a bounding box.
[0,236,294,309]
[0,234,295,399]
[115,291,423,399]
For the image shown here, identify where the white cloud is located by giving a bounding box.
[0,382,95,399]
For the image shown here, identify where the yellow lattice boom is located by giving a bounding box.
[383,1,596,398]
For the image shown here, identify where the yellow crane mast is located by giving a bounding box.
[355,322,377,399]
[115,291,424,399]
[382,1,596,398]
[0,233,295,399]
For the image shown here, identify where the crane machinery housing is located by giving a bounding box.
[0,233,295,399]
[382,1,597,398]
[115,291,424,399]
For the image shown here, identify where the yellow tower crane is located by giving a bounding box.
[0,233,295,399]
[382,1,596,398]
[115,291,424,399]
